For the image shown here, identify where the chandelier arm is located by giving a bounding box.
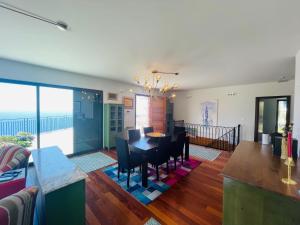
[152,71,179,76]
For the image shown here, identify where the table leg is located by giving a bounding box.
[185,136,190,161]
[142,161,148,187]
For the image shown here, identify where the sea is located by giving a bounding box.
[0,112,72,120]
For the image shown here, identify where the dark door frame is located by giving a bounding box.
[254,95,291,142]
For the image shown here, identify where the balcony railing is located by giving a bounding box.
[0,115,73,136]
[174,121,241,151]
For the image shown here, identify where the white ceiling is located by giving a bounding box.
[0,0,300,90]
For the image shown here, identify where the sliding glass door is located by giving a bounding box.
[0,82,37,150]
[0,80,103,156]
[40,87,74,155]
[73,89,103,154]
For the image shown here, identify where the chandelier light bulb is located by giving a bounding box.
[156,75,161,82]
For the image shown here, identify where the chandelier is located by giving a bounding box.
[134,70,179,98]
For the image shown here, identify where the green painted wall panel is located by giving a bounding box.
[45,180,85,225]
[223,177,300,225]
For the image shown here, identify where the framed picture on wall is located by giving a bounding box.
[108,92,118,101]
[200,100,218,126]
[123,97,133,109]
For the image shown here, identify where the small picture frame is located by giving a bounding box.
[108,92,118,101]
[123,97,133,109]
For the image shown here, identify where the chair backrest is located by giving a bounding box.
[174,126,186,135]
[174,120,184,127]
[176,132,186,152]
[0,186,38,225]
[128,129,141,142]
[116,137,130,169]
[156,136,172,163]
[143,127,154,135]
[0,145,31,173]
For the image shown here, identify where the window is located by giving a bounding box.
[0,83,37,151]
[40,87,74,155]
[277,100,288,133]
[0,80,103,156]
[135,95,150,132]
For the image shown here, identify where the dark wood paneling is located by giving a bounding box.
[149,97,166,133]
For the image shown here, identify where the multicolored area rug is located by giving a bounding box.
[103,158,201,205]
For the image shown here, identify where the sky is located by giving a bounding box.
[0,83,73,113]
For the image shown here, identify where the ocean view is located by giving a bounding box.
[0,112,73,136]
[0,111,72,120]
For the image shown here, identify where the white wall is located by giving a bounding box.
[294,51,300,151]
[174,81,295,141]
[0,58,140,128]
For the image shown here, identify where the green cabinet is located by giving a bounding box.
[104,104,124,149]
[223,177,300,225]
[31,147,87,225]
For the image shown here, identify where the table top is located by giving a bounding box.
[129,137,158,151]
[222,141,300,201]
[146,132,166,138]
[32,146,87,194]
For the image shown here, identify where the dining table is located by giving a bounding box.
[128,134,190,187]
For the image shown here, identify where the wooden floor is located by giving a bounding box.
[85,150,231,225]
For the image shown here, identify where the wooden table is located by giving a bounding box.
[129,135,190,187]
[129,137,157,187]
[146,132,166,138]
[222,141,300,225]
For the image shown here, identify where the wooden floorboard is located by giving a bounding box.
[85,150,231,225]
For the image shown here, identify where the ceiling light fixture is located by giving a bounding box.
[0,2,69,31]
[134,70,179,98]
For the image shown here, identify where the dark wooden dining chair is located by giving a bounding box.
[128,129,141,142]
[143,127,154,135]
[148,136,171,180]
[170,132,186,169]
[174,126,186,135]
[116,137,144,188]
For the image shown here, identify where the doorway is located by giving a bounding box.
[254,96,291,142]
[135,95,150,132]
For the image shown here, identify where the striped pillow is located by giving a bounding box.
[0,186,38,225]
[0,145,31,173]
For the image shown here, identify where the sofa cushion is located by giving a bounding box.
[0,187,38,225]
[0,145,31,173]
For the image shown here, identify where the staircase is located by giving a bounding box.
[175,121,241,151]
